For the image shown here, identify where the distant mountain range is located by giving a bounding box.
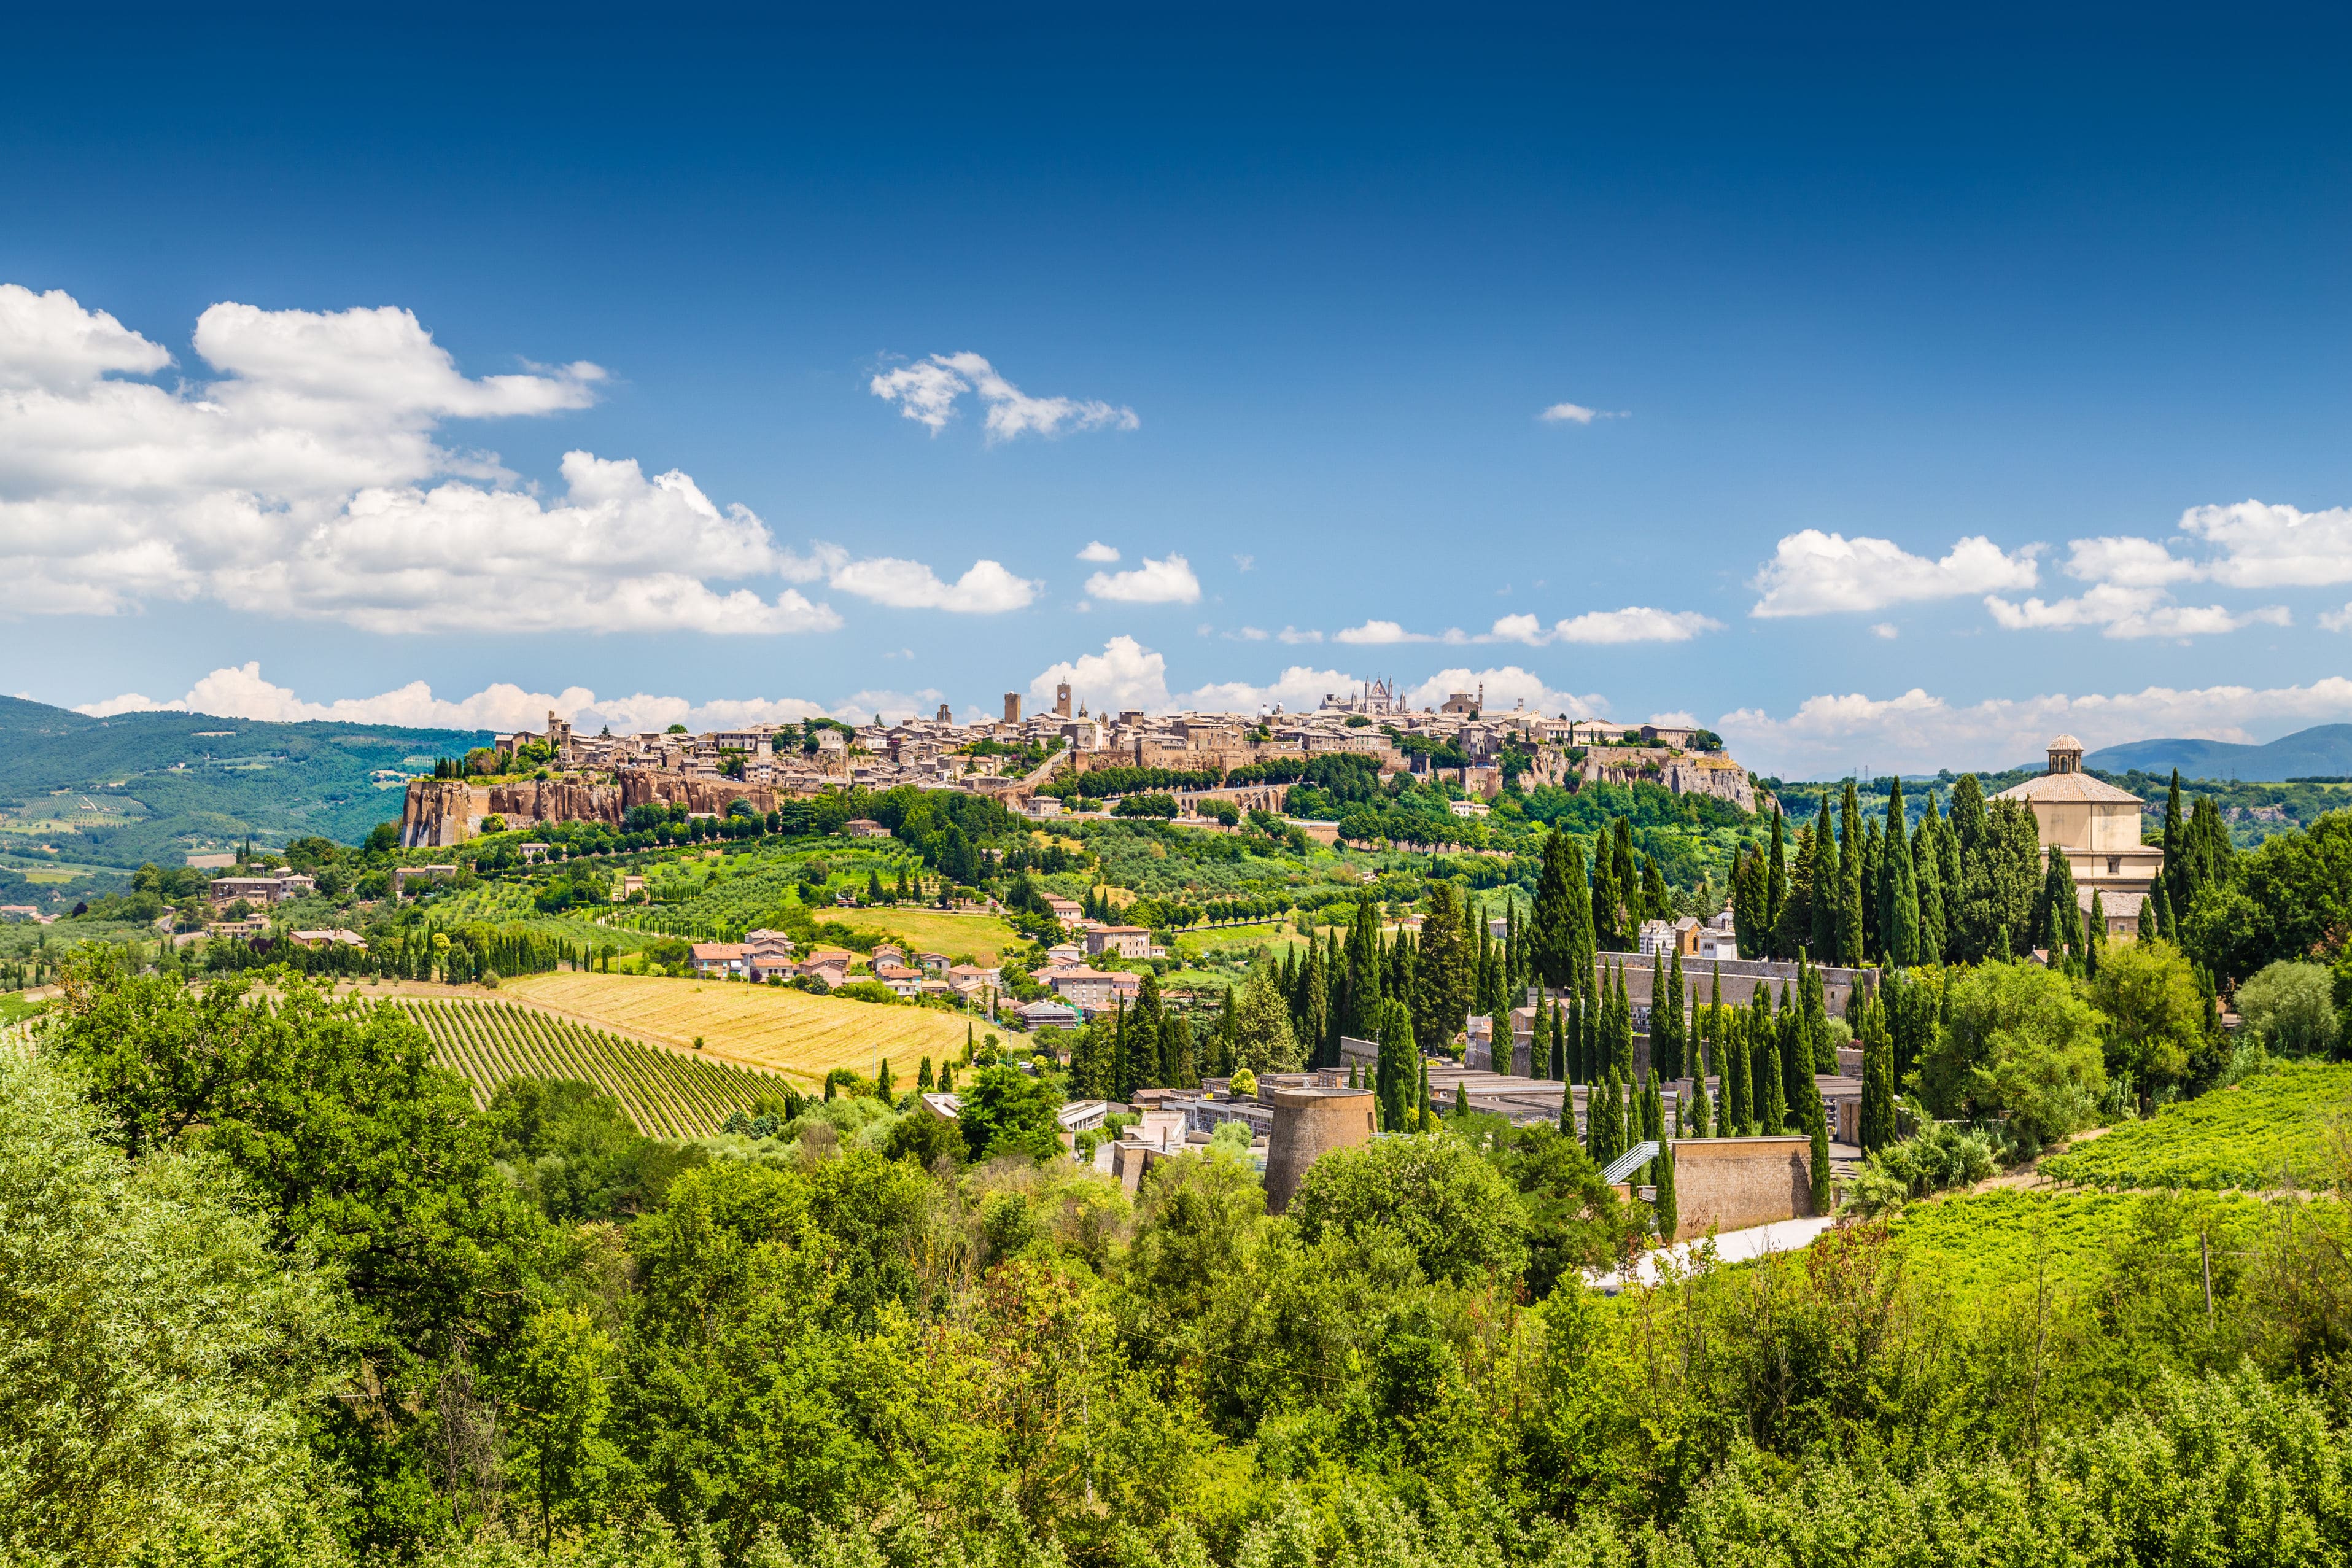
[2084,724,2352,780]
[0,696,487,870]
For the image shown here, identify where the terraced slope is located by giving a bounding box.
[398,997,780,1137]
[504,969,977,1089]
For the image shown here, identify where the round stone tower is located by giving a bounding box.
[1263,1084,1377,1214]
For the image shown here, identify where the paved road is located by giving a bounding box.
[1592,1214,1839,1292]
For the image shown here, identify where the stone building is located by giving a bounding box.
[1992,735,2163,939]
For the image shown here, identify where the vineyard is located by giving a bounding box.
[397,998,780,1137]
[1889,1187,2270,1298]
[505,969,977,1086]
[2040,1060,2351,1192]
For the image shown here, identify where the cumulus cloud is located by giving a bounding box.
[1984,584,2289,640]
[1487,607,1723,645]
[1718,677,2352,778]
[2181,500,2352,588]
[0,284,881,634]
[1405,668,1604,716]
[1277,626,1322,645]
[1028,636,1173,714]
[1333,620,1472,645]
[1027,642,1606,720]
[1085,553,1201,605]
[71,662,877,734]
[1538,402,1623,424]
[1870,623,1898,640]
[825,555,1039,613]
[2323,603,2352,633]
[1076,541,1120,562]
[1750,530,2040,618]
[869,351,1138,441]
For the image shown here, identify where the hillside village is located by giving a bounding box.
[395,680,1758,847]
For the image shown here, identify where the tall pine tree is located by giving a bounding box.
[1765,807,1789,958]
[1811,790,1841,962]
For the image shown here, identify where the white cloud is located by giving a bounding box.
[1647,710,1699,728]
[2322,602,2352,633]
[2181,500,2352,588]
[2063,535,2202,588]
[0,284,861,635]
[1025,642,1609,721]
[1076,540,1121,562]
[70,662,875,734]
[1233,554,1255,573]
[1984,584,2289,640]
[1538,402,1624,424]
[869,351,1138,441]
[1870,623,1898,640]
[1750,530,2040,618]
[1230,626,1269,641]
[825,555,1038,613]
[1029,636,1172,714]
[1404,668,1604,717]
[1333,620,1470,645]
[1486,606,1723,645]
[1718,677,2352,778]
[0,284,172,389]
[1085,553,1201,605]
[1277,626,1322,644]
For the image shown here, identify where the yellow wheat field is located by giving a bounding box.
[504,971,985,1087]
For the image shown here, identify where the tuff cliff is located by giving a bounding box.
[398,771,788,848]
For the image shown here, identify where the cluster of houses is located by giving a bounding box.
[686,931,1004,1002]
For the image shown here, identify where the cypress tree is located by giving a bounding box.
[918,1056,934,1093]
[1376,999,1416,1131]
[1530,829,1591,990]
[1811,791,1841,963]
[1690,1068,1713,1137]
[2162,767,2187,915]
[1884,778,1919,966]
[1648,952,1669,1080]
[1861,1015,1895,1153]
[1914,791,1948,964]
[1765,807,1789,958]
[1756,1024,1787,1134]
[2148,882,2174,942]
[1663,947,1687,1081]
[1723,1007,1752,1133]
[1456,1080,1472,1119]
[1655,1144,1679,1241]
[1733,845,1764,959]
[1806,1093,1831,1214]
[875,1057,895,1100]
[1417,1055,1432,1131]
[1613,817,1639,926]
[1706,961,1723,1081]
[1781,974,1812,1114]
[1590,833,1624,953]
[1530,988,1550,1079]
[1838,781,1866,968]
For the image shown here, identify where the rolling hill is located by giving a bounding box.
[2085,724,2352,780]
[0,696,489,869]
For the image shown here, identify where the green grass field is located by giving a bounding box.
[395,996,781,1137]
[2041,1060,2350,1192]
[1888,1187,2270,1298]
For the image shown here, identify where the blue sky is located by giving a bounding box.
[6,3,2352,775]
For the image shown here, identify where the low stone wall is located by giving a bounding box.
[1667,1136,1815,1241]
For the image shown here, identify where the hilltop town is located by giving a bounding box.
[398,679,1759,847]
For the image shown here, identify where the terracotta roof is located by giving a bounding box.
[1992,772,2143,805]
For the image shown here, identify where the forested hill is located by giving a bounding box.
[2087,723,2352,780]
[0,696,487,869]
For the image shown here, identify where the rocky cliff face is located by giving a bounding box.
[398,770,789,848]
